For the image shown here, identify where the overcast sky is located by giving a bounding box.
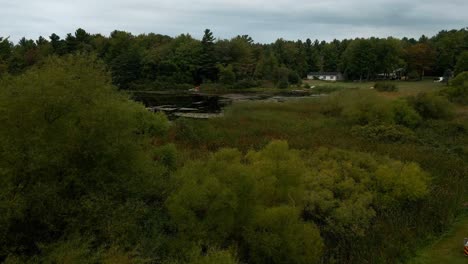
[1,0,467,43]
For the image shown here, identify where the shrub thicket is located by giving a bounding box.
[391,99,422,128]
[167,141,429,264]
[441,72,468,104]
[233,78,261,89]
[351,124,417,143]
[0,55,172,262]
[408,93,454,119]
[450,71,468,87]
[374,82,398,92]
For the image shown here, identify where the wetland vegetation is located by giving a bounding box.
[0,27,467,263]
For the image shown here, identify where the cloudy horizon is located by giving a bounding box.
[1,0,467,43]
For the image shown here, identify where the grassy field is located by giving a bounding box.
[304,79,446,97]
[408,215,468,264]
[200,79,447,99]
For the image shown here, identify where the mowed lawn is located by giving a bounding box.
[408,215,468,264]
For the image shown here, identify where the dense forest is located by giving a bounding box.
[0,27,467,264]
[1,28,468,89]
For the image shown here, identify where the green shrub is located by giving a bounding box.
[173,118,220,145]
[244,206,323,264]
[167,141,324,263]
[246,140,307,206]
[318,95,343,116]
[0,54,171,259]
[275,67,290,89]
[440,85,468,105]
[29,237,98,264]
[233,78,260,89]
[391,99,422,128]
[340,90,394,125]
[277,79,289,89]
[319,90,393,124]
[167,148,255,248]
[374,82,398,92]
[288,71,302,85]
[449,71,468,87]
[312,85,344,94]
[153,144,178,170]
[199,82,232,90]
[189,249,239,264]
[218,64,236,85]
[408,93,454,119]
[351,124,417,143]
[302,147,429,261]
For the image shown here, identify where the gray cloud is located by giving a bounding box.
[1,0,467,43]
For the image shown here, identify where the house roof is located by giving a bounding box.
[308,72,342,76]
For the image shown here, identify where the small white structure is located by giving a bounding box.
[307,72,343,81]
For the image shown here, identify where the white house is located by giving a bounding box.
[307,72,343,81]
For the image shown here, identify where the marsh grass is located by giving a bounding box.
[305,79,445,97]
[408,215,468,264]
[171,89,468,263]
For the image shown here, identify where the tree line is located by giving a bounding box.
[0,28,467,89]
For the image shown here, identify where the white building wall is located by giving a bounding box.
[307,74,340,81]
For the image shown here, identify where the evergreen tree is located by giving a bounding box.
[198,29,218,82]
